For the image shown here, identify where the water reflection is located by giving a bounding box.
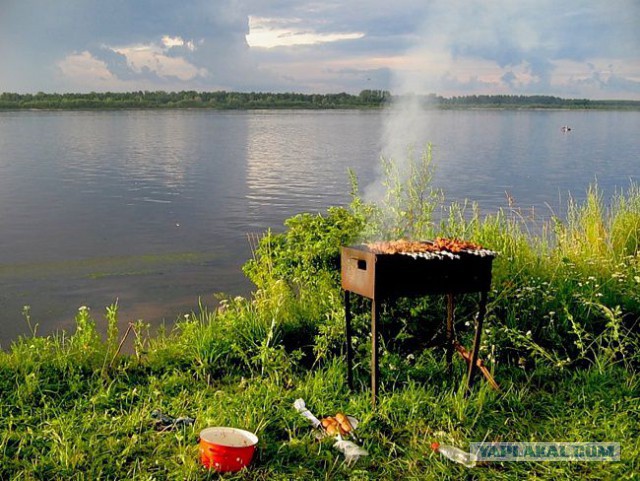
[60,111,192,196]
[0,109,638,345]
[245,110,382,226]
[408,110,640,215]
[0,111,256,342]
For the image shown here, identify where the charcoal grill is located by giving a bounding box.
[341,242,496,406]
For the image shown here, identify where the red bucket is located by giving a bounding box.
[199,427,258,472]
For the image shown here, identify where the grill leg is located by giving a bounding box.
[446,293,455,371]
[345,290,353,390]
[371,299,380,408]
[467,290,488,392]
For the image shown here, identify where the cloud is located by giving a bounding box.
[88,47,143,82]
[383,0,640,98]
[57,52,116,86]
[55,38,209,92]
[574,64,640,95]
[161,36,196,51]
[0,0,254,91]
[246,16,364,48]
[0,0,638,97]
[111,42,207,81]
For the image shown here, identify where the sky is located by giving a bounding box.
[1,0,639,99]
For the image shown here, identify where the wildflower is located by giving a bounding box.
[526,330,532,337]
[634,276,640,283]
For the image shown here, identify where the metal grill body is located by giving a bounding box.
[341,244,495,406]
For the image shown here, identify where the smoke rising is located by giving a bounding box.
[365,0,640,205]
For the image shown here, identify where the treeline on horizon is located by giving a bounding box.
[1,90,638,110]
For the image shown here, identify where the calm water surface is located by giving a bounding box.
[0,109,638,343]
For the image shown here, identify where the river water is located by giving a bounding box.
[0,109,638,343]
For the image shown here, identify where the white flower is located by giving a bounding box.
[526,330,532,337]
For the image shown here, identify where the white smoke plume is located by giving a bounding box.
[364,0,640,204]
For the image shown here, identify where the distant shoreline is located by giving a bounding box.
[1,91,639,111]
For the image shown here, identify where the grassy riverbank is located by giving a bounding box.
[1,153,639,479]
